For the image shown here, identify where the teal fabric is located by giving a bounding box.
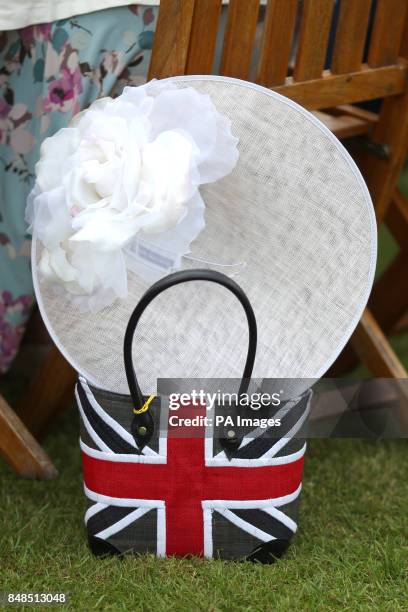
[0,4,158,372]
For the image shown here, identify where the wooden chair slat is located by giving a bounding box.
[314,110,373,140]
[294,0,334,81]
[317,103,378,139]
[274,64,406,110]
[186,0,222,74]
[368,0,408,68]
[256,0,298,86]
[328,104,378,124]
[148,0,196,79]
[331,0,372,74]
[220,0,260,79]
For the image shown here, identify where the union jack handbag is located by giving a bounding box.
[77,269,311,562]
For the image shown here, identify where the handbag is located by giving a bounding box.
[77,269,311,562]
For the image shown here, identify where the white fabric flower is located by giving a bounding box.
[26,80,239,311]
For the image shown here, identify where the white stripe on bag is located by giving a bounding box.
[95,507,151,540]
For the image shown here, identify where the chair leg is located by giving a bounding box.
[374,188,408,332]
[351,308,407,378]
[386,187,408,248]
[359,87,408,223]
[17,345,77,441]
[0,393,58,479]
[327,261,408,376]
[370,248,408,332]
[351,309,408,430]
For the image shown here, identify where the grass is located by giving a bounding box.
[1,406,407,611]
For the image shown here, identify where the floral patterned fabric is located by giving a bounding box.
[0,4,158,372]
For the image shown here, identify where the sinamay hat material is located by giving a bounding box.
[32,76,376,394]
[29,76,377,560]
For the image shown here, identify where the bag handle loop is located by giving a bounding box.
[124,269,257,448]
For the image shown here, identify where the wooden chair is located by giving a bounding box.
[148,0,408,379]
[2,0,407,478]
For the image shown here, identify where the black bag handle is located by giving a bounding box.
[124,269,257,448]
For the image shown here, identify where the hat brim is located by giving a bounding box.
[33,76,377,393]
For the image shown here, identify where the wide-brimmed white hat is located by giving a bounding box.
[30,75,376,394]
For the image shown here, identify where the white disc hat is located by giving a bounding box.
[30,76,377,394]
